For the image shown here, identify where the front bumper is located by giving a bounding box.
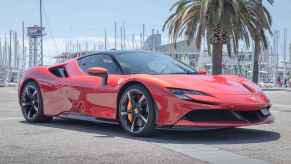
[155,92,273,128]
[174,113,274,128]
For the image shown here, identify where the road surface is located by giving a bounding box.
[0,87,290,164]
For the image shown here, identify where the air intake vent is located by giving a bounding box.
[184,110,267,123]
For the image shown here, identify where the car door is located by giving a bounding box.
[64,54,122,119]
[42,66,71,116]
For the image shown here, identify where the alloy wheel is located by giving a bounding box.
[119,89,150,134]
[21,85,40,120]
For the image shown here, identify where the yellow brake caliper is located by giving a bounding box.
[127,100,133,123]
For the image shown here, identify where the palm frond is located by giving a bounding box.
[163,0,273,55]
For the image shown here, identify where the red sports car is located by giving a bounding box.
[18,51,274,136]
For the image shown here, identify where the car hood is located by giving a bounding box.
[152,74,259,95]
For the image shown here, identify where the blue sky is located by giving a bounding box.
[0,0,290,64]
[0,0,175,37]
[1,0,290,38]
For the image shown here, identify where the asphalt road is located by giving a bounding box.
[0,87,291,164]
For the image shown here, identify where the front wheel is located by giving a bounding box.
[20,81,52,123]
[118,85,156,137]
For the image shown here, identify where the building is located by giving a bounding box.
[143,32,162,51]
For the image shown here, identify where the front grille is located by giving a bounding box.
[184,110,238,122]
[184,109,268,123]
[236,111,262,122]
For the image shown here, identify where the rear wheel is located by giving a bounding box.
[118,85,156,137]
[20,81,52,123]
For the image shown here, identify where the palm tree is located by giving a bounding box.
[252,0,273,83]
[163,0,273,75]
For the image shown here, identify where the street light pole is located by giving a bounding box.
[9,30,12,70]
[283,29,288,83]
[22,21,25,70]
[40,0,43,66]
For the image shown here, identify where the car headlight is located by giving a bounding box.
[168,88,207,100]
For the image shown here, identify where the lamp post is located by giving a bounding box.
[40,0,43,66]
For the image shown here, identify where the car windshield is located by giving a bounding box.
[114,52,196,75]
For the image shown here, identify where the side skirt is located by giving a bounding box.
[59,112,119,125]
[157,125,226,131]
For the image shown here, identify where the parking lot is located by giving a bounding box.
[0,87,291,164]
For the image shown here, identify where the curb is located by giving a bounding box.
[262,88,291,92]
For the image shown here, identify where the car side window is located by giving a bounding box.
[49,67,68,78]
[78,54,121,74]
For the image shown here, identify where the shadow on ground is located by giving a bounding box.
[20,118,280,145]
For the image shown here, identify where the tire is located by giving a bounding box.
[118,84,156,137]
[20,81,52,123]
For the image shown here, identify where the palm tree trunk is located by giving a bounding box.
[252,0,262,84]
[253,39,260,83]
[212,43,223,75]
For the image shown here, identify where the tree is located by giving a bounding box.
[163,0,273,75]
[252,0,273,83]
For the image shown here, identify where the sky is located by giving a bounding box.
[0,0,291,64]
[0,0,175,37]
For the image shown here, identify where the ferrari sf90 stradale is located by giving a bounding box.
[18,51,274,136]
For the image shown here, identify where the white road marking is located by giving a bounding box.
[0,117,23,121]
[158,143,269,164]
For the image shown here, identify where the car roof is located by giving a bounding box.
[77,50,154,60]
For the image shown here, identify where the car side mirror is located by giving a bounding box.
[87,67,108,85]
[197,69,207,75]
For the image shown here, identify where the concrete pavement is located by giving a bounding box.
[0,87,291,164]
